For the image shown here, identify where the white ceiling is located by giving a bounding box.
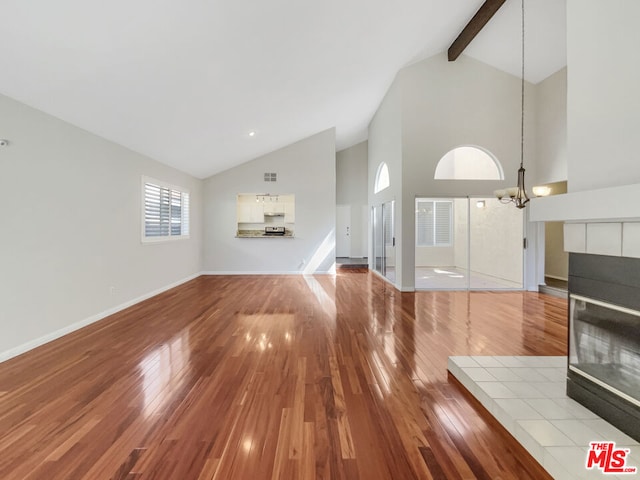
[0,0,566,179]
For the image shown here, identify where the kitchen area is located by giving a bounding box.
[236,193,295,238]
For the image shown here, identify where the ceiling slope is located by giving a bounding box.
[0,0,565,178]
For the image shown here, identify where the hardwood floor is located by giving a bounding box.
[0,271,568,479]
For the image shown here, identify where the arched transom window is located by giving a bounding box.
[374,162,390,193]
[434,146,503,180]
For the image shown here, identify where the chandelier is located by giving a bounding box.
[495,0,529,209]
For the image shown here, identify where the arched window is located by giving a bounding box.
[374,162,390,193]
[434,146,503,180]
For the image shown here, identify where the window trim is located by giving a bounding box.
[141,176,190,244]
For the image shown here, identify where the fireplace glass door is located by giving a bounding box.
[569,294,640,407]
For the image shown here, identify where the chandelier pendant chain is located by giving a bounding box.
[520,0,525,170]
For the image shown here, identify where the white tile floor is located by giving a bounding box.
[448,356,640,480]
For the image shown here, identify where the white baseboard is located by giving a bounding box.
[545,274,568,281]
[201,271,334,275]
[0,272,202,364]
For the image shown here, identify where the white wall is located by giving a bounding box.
[567,0,640,192]
[0,93,203,359]
[368,80,403,288]
[415,247,454,267]
[535,68,567,185]
[399,53,535,290]
[203,129,336,273]
[336,141,368,257]
[469,199,523,284]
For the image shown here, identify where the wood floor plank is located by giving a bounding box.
[0,272,566,479]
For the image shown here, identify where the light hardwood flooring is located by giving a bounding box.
[0,271,568,479]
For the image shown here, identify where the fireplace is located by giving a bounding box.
[567,253,640,441]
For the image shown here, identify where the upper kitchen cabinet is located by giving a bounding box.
[284,202,295,223]
[237,201,264,223]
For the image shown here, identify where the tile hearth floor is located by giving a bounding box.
[448,356,640,480]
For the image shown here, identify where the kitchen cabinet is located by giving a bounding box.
[237,203,264,223]
[284,202,295,223]
[263,202,285,216]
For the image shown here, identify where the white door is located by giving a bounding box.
[336,205,351,257]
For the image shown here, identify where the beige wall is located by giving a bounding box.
[0,93,203,360]
[368,80,403,287]
[567,0,640,192]
[203,129,336,273]
[336,141,368,257]
[398,53,534,289]
[545,222,568,280]
[535,68,567,185]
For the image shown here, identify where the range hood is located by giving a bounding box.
[264,212,284,217]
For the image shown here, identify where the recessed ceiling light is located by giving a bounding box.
[248,131,256,137]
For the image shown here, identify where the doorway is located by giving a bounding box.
[336,205,351,258]
[414,197,524,290]
[372,200,395,283]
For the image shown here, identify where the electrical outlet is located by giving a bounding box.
[109,286,116,296]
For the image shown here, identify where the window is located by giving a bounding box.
[374,162,390,193]
[434,146,503,180]
[416,199,452,247]
[142,177,190,242]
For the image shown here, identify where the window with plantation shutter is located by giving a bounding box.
[143,177,190,242]
[415,199,452,247]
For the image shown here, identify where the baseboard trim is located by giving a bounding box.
[545,274,568,281]
[201,271,335,275]
[0,272,202,364]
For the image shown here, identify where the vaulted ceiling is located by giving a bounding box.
[0,0,565,178]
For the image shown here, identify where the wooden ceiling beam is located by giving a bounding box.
[448,0,507,61]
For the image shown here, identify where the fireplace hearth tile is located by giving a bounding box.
[526,398,577,420]
[551,398,599,420]
[509,367,550,382]
[476,381,518,399]
[550,419,602,445]
[494,356,528,368]
[464,367,498,382]
[505,381,548,399]
[494,398,543,420]
[538,367,568,382]
[470,356,505,368]
[516,419,574,446]
[448,356,640,479]
[448,356,482,368]
[484,367,523,381]
[581,419,639,446]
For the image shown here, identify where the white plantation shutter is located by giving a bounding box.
[181,192,190,236]
[435,201,452,245]
[416,200,452,247]
[416,201,434,246]
[143,179,190,241]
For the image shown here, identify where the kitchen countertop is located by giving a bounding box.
[236,230,294,238]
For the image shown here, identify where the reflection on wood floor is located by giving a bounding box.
[0,271,568,479]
